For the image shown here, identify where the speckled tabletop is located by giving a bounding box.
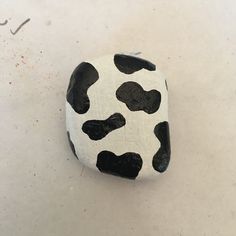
[0,0,236,235]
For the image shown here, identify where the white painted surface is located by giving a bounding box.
[66,54,168,178]
[0,0,236,235]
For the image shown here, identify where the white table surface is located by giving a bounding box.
[0,0,236,235]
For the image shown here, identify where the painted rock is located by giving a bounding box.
[66,54,171,179]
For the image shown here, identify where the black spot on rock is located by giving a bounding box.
[82,113,126,140]
[96,151,143,179]
[116,81,161,114]
[67,131,78,159]
[152,121,171,173]
[114,54,156,74]
[66,62,99,114]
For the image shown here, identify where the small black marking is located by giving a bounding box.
[96,151,143,179]
[114,54,156,74]
[66,62,99,114]
[82,113,126,140]
[152,121,171,173]
[165,80,168,91]
[67,131,78,159]
[116,81,161,114]
[0,19,8,26]
[10,18,30,35]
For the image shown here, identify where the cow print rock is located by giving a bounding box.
[66,54,170,179]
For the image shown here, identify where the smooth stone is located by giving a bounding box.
[66,54,170,179]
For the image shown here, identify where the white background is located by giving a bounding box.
[0,0,236,235]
